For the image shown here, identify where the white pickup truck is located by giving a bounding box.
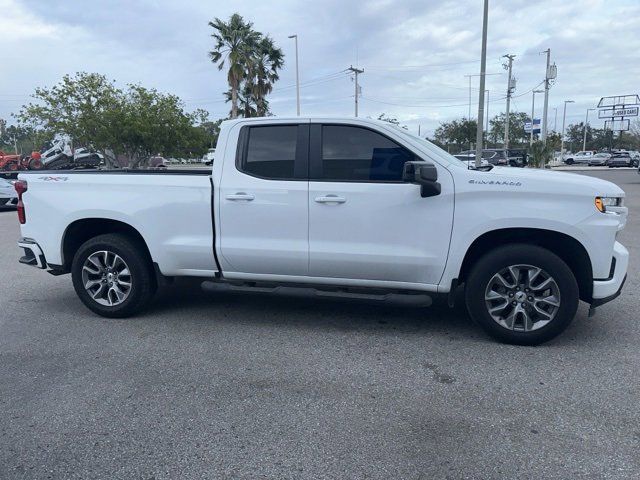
[15,117,629,345]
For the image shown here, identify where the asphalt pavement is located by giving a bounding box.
[0,169,639,479]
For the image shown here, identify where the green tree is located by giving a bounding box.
[208,14,260,119]
[17,72,213,168]
[529,140,554,168]
[433,118,477,152]
[249,36,284,116]
[209,14,284,119]
[16,72,122,164]
[488,112,529,146]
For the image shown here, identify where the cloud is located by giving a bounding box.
[1,0,639,136]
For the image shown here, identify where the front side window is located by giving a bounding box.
[319,125,415,181]
[241,126,297,179]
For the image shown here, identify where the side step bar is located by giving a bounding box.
[201,280,433,306]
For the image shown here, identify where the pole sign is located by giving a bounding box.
[597,94,639,132]
[598,106,638,119]
[604,119,630,131]
[524,119,541,134]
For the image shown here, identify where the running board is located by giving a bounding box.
[201,280,433,306]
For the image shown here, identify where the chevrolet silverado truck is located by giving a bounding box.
[15,117,629,345]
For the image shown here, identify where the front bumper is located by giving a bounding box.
[592,241,628,305]
[17,238,47,269]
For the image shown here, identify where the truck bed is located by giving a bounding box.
[18,169,218,277]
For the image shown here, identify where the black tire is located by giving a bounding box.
[465,244,579,345]
[565,158,574,165]
[71,233,157,318]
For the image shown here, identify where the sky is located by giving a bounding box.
[1,0,639,137]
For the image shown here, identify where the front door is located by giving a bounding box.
[219,123,310,276]
[308,123,454,287]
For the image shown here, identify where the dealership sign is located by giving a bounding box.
[598,106,639,119]
[524,119,541,134]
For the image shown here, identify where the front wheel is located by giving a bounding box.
[71,233,157,318]
[465,244,579,345]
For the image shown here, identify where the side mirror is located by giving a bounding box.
[402,161,441,197]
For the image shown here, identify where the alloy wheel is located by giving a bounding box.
[484,264,561,332]
[81,250,132,306]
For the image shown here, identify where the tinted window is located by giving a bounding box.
[242,126,297,179]
[320,125,415,181]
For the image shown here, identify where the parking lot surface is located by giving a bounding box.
[1,170,639,479]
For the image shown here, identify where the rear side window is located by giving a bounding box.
[241,126,297,179]
[319,125,415,181]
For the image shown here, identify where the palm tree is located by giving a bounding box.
[208,14,259,119]
[249,36,284,116]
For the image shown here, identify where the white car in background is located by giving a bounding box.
[563,151,596,165]
[0,177,18,207]
[588,152,612,166]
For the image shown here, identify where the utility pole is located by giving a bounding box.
[530,90,544,146]
[288,34,300,116]
[474,0,489,169]
[485,90,490,135]
[560,99,574,157]
[583,108,595,151]
[540,49,554,143]
[553,107,558,132]
[502,54,516,149]
[348,65,364,117]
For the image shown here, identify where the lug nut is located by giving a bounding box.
[512,301,517,306]
[528,296,533,301]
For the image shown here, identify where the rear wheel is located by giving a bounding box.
[71,233,156,318]
[465,244,579,345]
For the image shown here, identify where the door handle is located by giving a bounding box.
[226,192,255,201]
[315,194,346,204]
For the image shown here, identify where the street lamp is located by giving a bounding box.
[288,34,300,116]
[530,90,544,146]
[560,100,575,157]
[583,108,595,152]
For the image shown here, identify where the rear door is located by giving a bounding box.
[307,123,454,287]
[218,123,310,276]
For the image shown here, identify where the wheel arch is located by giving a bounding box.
[459,228,593,302]
[61,218,153,272]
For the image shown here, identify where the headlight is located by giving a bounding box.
[595,196,623,213]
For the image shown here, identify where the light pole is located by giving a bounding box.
[582,108,595,152]
[530,90,544,146]
[288,34,300,116]
[560,100,574,157]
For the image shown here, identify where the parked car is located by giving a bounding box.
[149,156,169,169]
[608,152,634,168]
[15,117,628,345]
[0,177,18,207]
[452,154,490,169]
[588,152,612,166]
[457,149,523,167]
[563,151,596,165]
